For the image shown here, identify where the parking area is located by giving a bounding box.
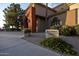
[0,32,60,56]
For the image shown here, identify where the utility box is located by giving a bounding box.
[45,29,59,38]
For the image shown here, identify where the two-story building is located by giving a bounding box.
[23,3,79,32]
[50,3,79,26]
[24,3,56,32]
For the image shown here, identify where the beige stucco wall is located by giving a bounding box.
[65,9,77,26]
[35,4,55,17]
[69,4,79,10]
[77,9,79,24]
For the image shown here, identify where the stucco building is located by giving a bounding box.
[23,3,79,32]
[51,3,79,26]
[24,3,56,32]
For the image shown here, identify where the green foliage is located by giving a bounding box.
[69,26,76,36]
[75,25,79,36]
[3,3,24,30]
[59,25,70,35]
[50,25,62,30]
[59,25,76,36]
[40,37,77,55]
[50,26,59,29]
[51,17,60,26]
[24,28,31,33]
[50,25,77,36]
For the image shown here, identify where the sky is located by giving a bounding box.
[0,3,60,28]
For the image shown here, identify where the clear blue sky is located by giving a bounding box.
[0,3,60,28]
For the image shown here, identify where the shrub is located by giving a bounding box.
[59,25,76,36]
[50,25,77,36]
[59,25,70,36]
[23,28,31,36]
[69,26,76,36]
[23,28,31,33]
[40,37,77,55]
[50,25,61,30]
[75,25,79,36]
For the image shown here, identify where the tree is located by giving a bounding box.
[3,3,24,30]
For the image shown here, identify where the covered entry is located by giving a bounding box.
[36,16,46,32]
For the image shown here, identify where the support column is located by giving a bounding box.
[30,7,36,32]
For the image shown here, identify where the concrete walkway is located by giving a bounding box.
[0,32,60,56]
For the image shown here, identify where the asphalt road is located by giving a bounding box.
[0,32,60,56]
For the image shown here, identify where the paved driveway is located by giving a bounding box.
[0,32,60,56]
